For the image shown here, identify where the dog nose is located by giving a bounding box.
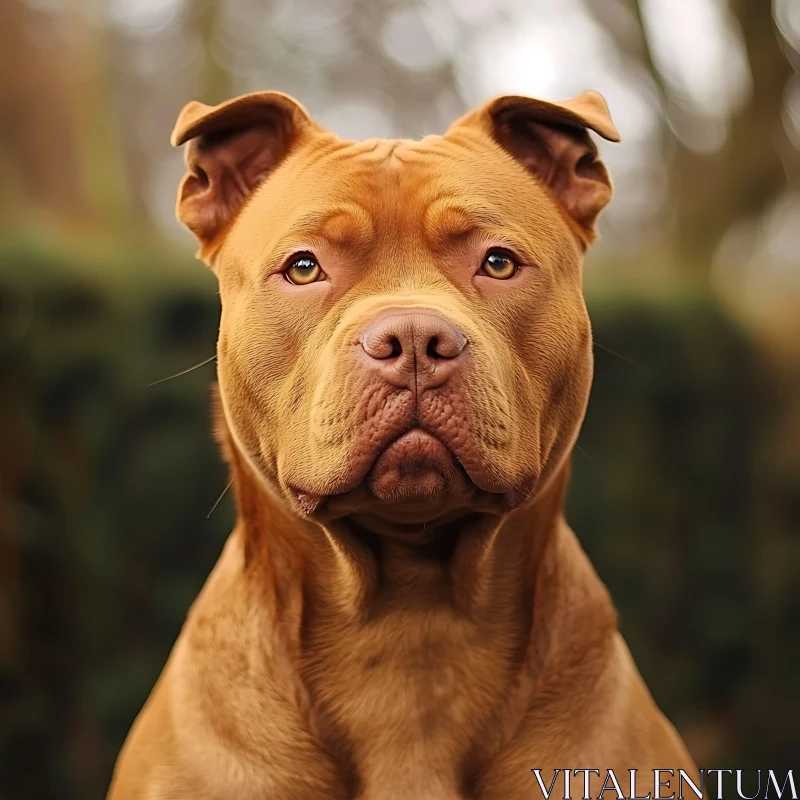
[360,308,468,391]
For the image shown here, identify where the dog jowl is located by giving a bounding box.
[107,92,698,800]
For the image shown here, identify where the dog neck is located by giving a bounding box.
[216,394,615,663]
[214,402,617,789]
[221,410,570,618]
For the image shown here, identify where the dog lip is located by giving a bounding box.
[287,425,456,516]
[287,426,535,517]
[368,427,456,475]
[380,425,443,453]
[371,426,538,509]
[290,488,326,515]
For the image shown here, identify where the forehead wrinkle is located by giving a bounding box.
[422,197,510,246]
[281,204,375,248]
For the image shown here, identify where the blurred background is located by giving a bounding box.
[0,0,798,797]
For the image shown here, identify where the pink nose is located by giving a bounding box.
[359,308,468,392]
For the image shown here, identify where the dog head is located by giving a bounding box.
[171,90,619,527]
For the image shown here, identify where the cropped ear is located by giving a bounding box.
[450,91,620,242]
[171,91,317,262]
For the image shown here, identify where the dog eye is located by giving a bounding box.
[284,254,323,285]
[481,251,518,280]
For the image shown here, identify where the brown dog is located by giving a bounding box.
[107,90,698,800]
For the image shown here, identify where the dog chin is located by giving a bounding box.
[288,429,475,521]
[365,429,471,503]
[287,429,537,522]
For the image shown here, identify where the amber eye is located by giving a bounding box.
[481,250,518,280]
[285,254,322,285]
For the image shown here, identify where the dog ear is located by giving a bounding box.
[450,91,620,241]
[171,91,317,262]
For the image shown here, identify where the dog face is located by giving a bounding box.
[172,91,619,525]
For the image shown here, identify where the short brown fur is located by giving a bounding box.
[107,90,697,800]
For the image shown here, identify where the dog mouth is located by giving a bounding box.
[291,425,476,518]
[367,427,470,502]
[289,422,537,523]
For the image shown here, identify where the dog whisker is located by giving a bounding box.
[574,444,601,477]
[575,444,594,464]
[149,354,217,387]
[593,341,651,375]
[207,480,233,519]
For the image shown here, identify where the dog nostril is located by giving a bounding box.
[362,312,467,363]
[362,332,403,360]
[427,331,466,360]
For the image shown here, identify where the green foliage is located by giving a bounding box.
[572,296,798,770]
[0,239,230,798]
[0,240,797,798]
